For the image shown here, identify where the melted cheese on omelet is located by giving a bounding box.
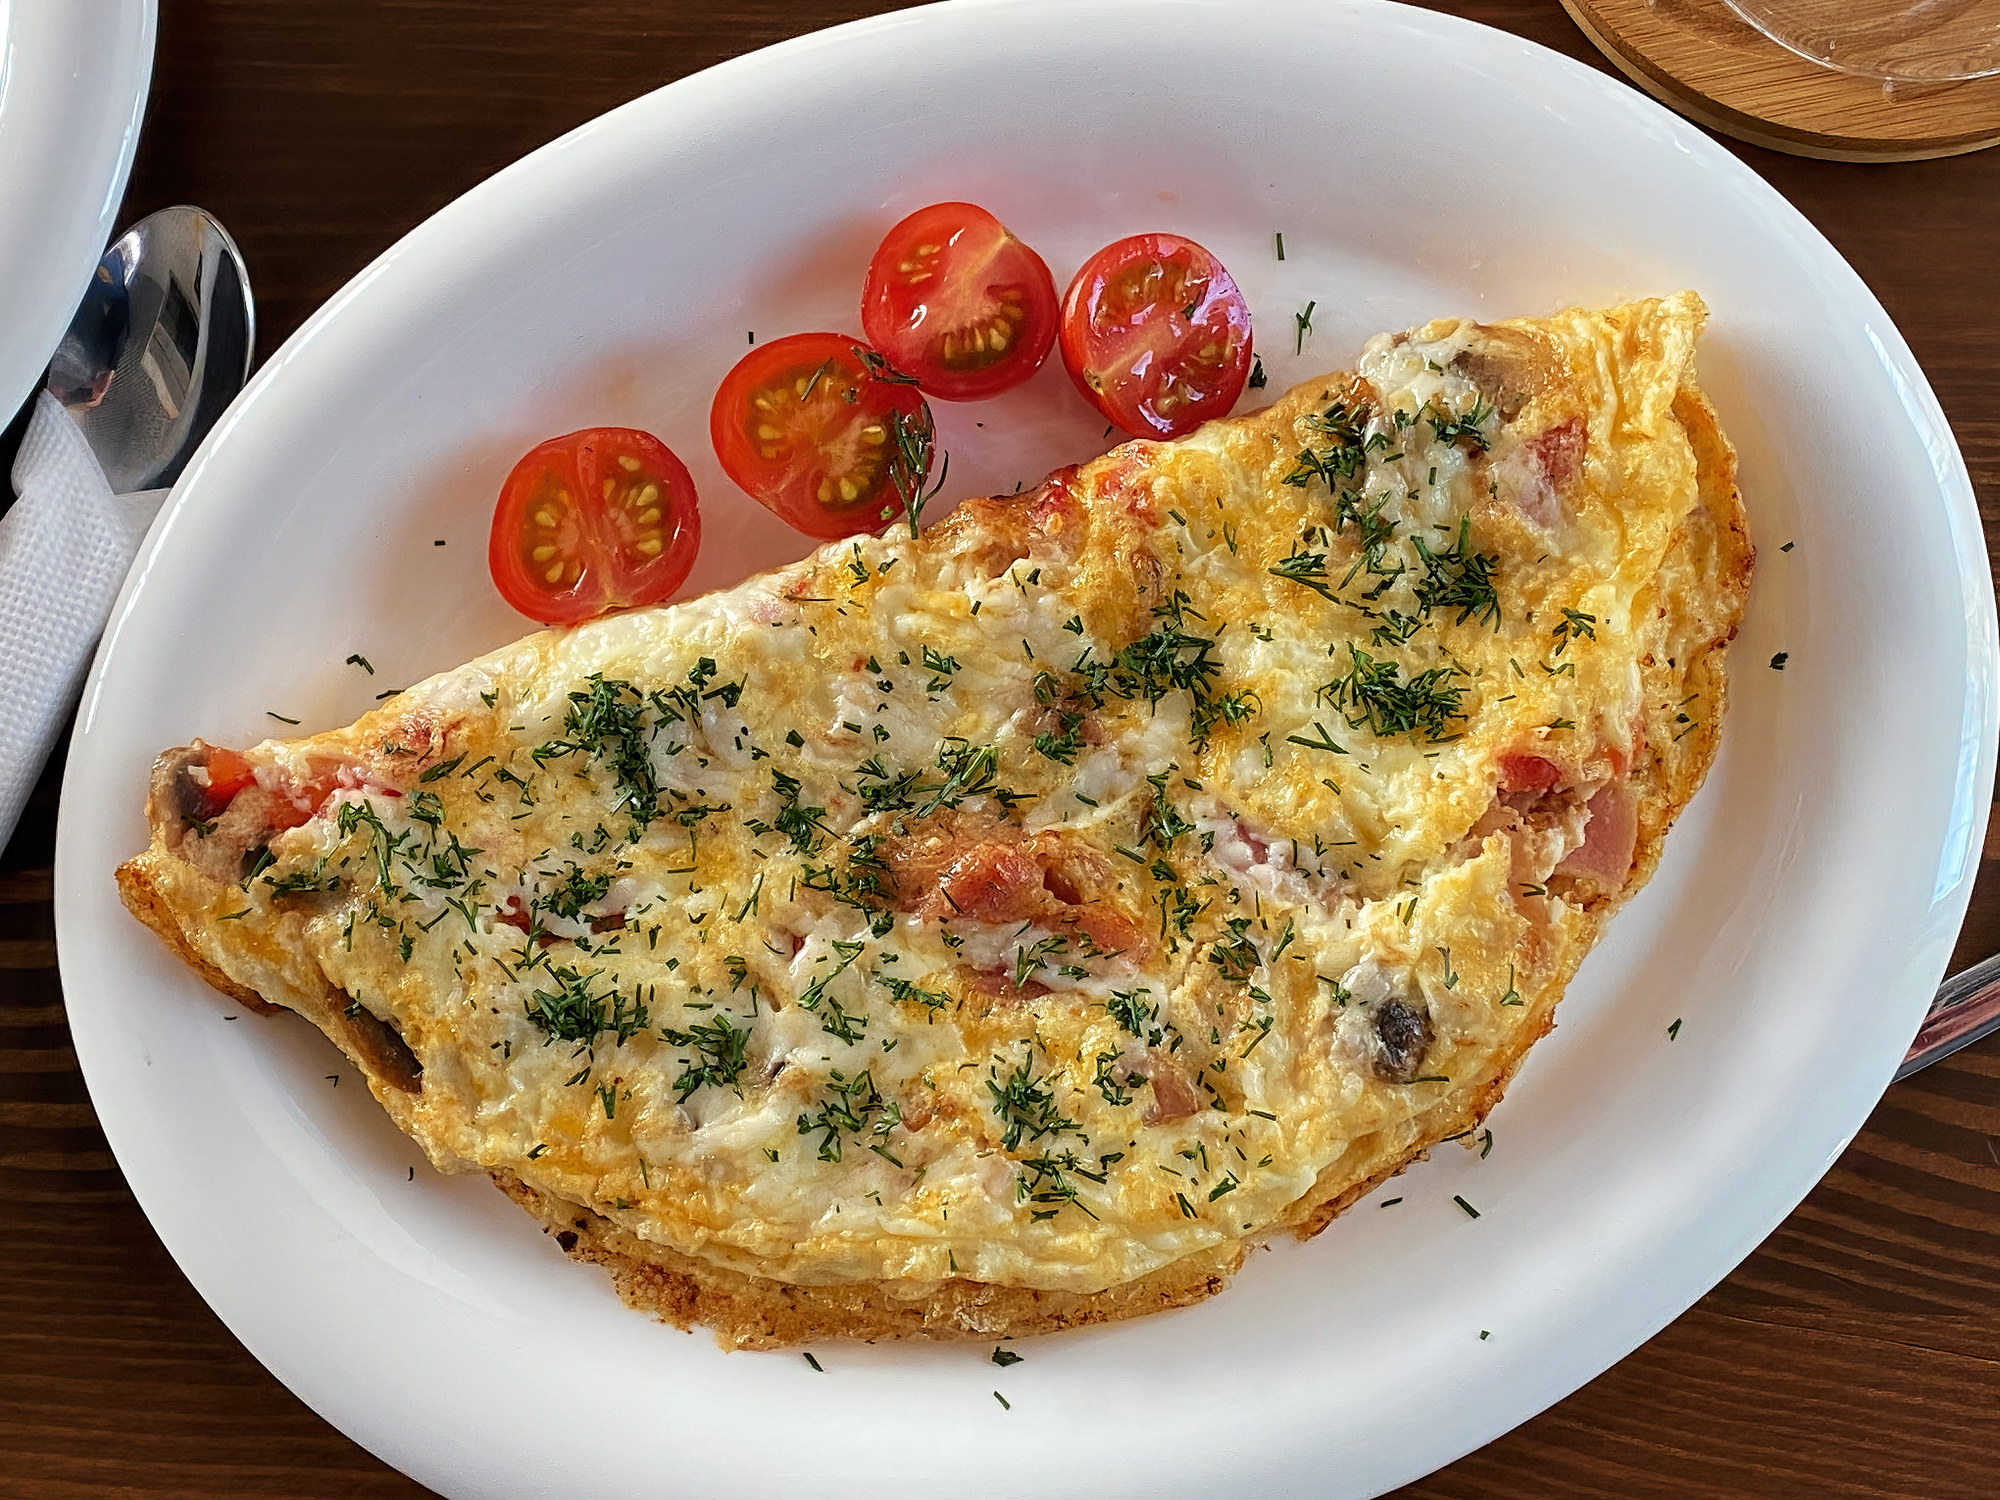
[128,294,1742,1298]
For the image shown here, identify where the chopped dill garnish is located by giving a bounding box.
[1284,721,1347,756]
[532,675,669,838]
[539,864,610,921]
[661,1011,751,1099]
[1269,543,1337,601]
[1189,687,1261,745]
[877,973,951,1014]
[796,1067,902,1164]
[1320,645,1467,742]
[987,1055,1076,1152]
[797,939,869,1043]
[524,965,648,1054]
[1550,606,1597,656]
[1368,608,1424,648]
[1412,515,1501,628]
[1107,590,1223,710]
[1282,398,1370,489]
[883,401,948,538]
[1421,396,1495,451]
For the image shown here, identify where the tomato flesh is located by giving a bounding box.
[266,769,338,832]
[861,202,1058,402]
[710,332,931,540]
[488,427,700,626]
[1059,233,1253,440]
[198,746,258,815]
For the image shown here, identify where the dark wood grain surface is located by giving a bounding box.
[4,2,1997,1495]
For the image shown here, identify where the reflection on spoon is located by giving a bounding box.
[53,203,254,492]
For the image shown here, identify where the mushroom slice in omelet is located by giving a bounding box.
[118,294,1750,1349]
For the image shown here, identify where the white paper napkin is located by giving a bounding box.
[0,392,167,852]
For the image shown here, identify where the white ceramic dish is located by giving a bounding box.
[54,2,1994,1495]
[0,0,155,423]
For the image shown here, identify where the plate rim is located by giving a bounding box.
[52,0,1999,1493]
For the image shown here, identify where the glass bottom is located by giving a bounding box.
[1723,0,2000,81]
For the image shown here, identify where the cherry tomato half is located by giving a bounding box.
[488,427,701,626]
[860,202,1059,402]
[1059,233,1254,440]
[710,332,933,540]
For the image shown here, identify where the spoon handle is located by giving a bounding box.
[1899,949,2000,1079]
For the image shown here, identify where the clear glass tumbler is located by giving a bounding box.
[1723,0,2000,81]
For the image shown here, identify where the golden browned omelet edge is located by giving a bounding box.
[115,311,1751,1350]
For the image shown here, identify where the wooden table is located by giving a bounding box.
[4,2,1996,1494]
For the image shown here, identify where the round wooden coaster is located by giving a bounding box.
[1561,0,2000,161]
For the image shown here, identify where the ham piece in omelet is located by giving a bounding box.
[118,294,1750,1348]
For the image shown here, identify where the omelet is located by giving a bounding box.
[118,294,1750,1348]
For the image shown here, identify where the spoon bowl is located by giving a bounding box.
[55,203,253,492]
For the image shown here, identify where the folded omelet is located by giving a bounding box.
[119,294,1750,1348]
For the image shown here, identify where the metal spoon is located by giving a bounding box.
[1900,950,2000,1077]
[43,203,253,490]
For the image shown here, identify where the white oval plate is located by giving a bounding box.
[0,0,155,422]
[53,2,1995,1495]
